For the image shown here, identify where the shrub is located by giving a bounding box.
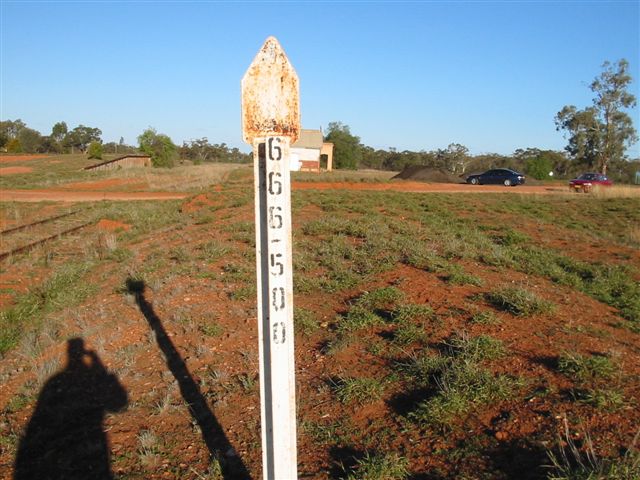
[87,141,103,160]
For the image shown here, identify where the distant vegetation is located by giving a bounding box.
[1,59,636,178]
[0,121,251,167]
[324,58,638,183]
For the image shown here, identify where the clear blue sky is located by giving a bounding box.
[1,1,638,156]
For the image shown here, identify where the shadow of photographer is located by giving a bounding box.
[14,337,128,480]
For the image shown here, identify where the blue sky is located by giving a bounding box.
[1,1,638,156]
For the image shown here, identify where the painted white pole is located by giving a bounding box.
[241,37,299,480]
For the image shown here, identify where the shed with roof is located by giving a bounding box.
[290,129,333,172]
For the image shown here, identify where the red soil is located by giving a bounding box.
[1,189,188,202]
[0,167,33,175]
[96,219,132,232]
[0,155,49,163]
[181,193,216,213]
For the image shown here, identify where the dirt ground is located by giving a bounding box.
[0,155,49,163]
[2,182,565,204]
[0,177,639,479]
[1,189,189,202]
[0,167,34,176]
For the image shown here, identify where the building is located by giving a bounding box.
[84,154,152,171]
[290,129,334,172]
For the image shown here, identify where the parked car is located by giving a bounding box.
[568,173,612,192]
[466,168,526,186]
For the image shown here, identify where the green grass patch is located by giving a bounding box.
[397,334,518,428]
[354,287,404,311]
[468,310,500,325]
[294,307,320,335]
[442,264,484,286]
[341,451,410,480]
[1,262,96,355]
[331,376,386,405]
[557,352,616,383]
[199,323,223,337]
[486,286,555,317]
[336,307,385,334]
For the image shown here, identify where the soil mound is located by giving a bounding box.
[392,166,463,183]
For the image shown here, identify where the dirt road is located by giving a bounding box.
[1,182,567,202]
[1,189,189,202]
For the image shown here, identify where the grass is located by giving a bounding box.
[301,418,357,446]
[547,419,640,480]
[1,169,639,477]
[557,352,624,411]
[199,322,223,337]
[573,387,625,411]
[294,307,320,335]
[442,264,483,286]
[557,352,616,383]
[469,310,501,325]
[336,307,385,334]
[340,451,410,480]
[0,262,96,355]
[0,154,246,191]
[398,334,518,428]
[331,376,386,405]
[486,285,555,317]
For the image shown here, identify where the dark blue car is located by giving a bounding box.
[466,168,526,186]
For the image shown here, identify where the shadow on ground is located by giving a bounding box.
[14,337,128,480]
[126,277,251,479]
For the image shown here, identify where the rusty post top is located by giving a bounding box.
[241,36,300,144]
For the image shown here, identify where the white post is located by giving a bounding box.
[241,37,299,480]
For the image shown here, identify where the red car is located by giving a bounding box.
[569,173,612,192]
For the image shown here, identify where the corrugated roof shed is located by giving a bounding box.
[292,129,323,149]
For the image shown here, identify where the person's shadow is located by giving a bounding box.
[14,337,128,480]
[125,278,251,479]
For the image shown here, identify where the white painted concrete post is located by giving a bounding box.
[241,36,299,480]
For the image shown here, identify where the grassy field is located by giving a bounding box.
[0,164,639,479]
[0,154,249,191]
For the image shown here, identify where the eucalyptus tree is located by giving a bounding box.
[556,59,637,175]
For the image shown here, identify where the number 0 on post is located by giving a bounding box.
[241,37,300,480]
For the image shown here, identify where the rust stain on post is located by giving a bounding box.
[241,37,300,143]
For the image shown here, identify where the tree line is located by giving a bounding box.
[0,121,251,167]
[325,59,638,182]
[2,59,636,177]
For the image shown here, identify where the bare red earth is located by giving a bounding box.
[0,167,33,175]
[0,155,49,163]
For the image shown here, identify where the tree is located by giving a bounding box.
[436,143,470,174]
[7,138,22,153]
[51,122,68,144]
[324,122,362,169]
[183,137,212,164]
[138,127,178,167]
[556,59,637,175]
[0,119,26,149]
[65,125,102,152]
[88,141,103,160]
[17,128,44,153]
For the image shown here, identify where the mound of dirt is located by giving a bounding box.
[392,166,463,183]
